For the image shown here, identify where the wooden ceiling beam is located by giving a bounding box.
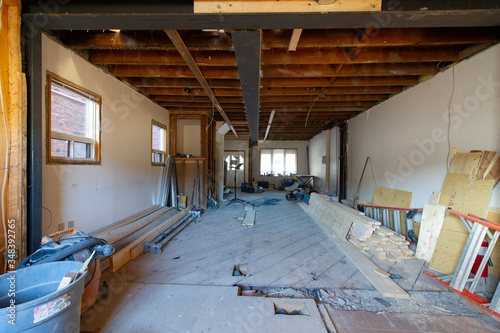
[110,64,239,79]
[262,63,440,77]
[261,94,389,102]
[165,29,238,137]
[260,86,403,95]
[260,107,367,112]
[140,87,242,96]
[89,49,236,66]
[260,101,377,107]
[59,30,234,50]
[261,76,419,87]
[121,77,241,88]
[159,102,245,108]
[150,95,244,103]
[262,28,500,48]
[262,46,463,65]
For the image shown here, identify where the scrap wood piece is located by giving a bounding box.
[242,210,256,226]
[299,202,409,299]
[475,151,496,180]
[110,206,194,272]
[415,204,447,262]
[484,156,500,187]
[317,303,338,333]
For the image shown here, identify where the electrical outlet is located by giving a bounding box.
[68,221,74,229]
[58,223,65,231]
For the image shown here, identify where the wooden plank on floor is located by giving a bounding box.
[242,210,256,226]
[300,202,409,299]
[91,205,161,238]
[415,204,448,262]
[110,206,193,272]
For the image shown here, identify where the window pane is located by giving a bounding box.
[51,138,69,157]
[273,149,285,176]
[152,124,166,152]
[50,82,96,139]
[260,149,272,175]
[285,150,297,176]
[74,142,92,159]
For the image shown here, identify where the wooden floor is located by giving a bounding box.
[109,190,455,291]
[80,190,500,332]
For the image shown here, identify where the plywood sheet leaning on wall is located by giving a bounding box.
[429,149,497,274]
[371,186,412,235]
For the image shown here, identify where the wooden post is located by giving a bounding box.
[1,2,25,273]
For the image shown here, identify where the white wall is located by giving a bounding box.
[176,118,201,156]
[251,140,309,187]
[347,43,500,209]
[309,128,339,194]
[42,35,170,234]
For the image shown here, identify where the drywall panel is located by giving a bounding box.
[309,128,339,194]
[346,43,500,209]
[176,118,201,156]
[42,34,170,234]
[251,140,309,187]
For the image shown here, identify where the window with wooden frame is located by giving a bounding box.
[47,73,101,164]
[260,148,298,177]
[151,120,167,165]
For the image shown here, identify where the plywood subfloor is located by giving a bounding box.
[81,190,500,332]
[118,190,441,291]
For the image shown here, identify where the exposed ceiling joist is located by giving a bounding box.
[232,29,262,145]
[164,29,238,137]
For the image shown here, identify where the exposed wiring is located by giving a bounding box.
[43,206,53,229]
[446,66,456,170]
[305,94,323,127]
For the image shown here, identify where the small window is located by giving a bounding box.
[260,149,297,177]
[152,120,167,165]
[47,73,101,164]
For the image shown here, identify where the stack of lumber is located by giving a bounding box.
[91,205,193,272]
[309,193,413,262]
[309,193,378,241]
[429,149,499,274]
[350,227,414,262]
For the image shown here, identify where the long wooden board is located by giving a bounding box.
[104,207,174,244]
[300,203,409,299]
[415,204,447,262]
[110,206,193,272]
[91,205,161,238]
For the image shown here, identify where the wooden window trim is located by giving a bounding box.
[151,119,167,166]
[46,72,102,165]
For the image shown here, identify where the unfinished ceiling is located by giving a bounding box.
[50,27,500,141]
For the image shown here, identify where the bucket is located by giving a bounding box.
[0,261,87,332]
